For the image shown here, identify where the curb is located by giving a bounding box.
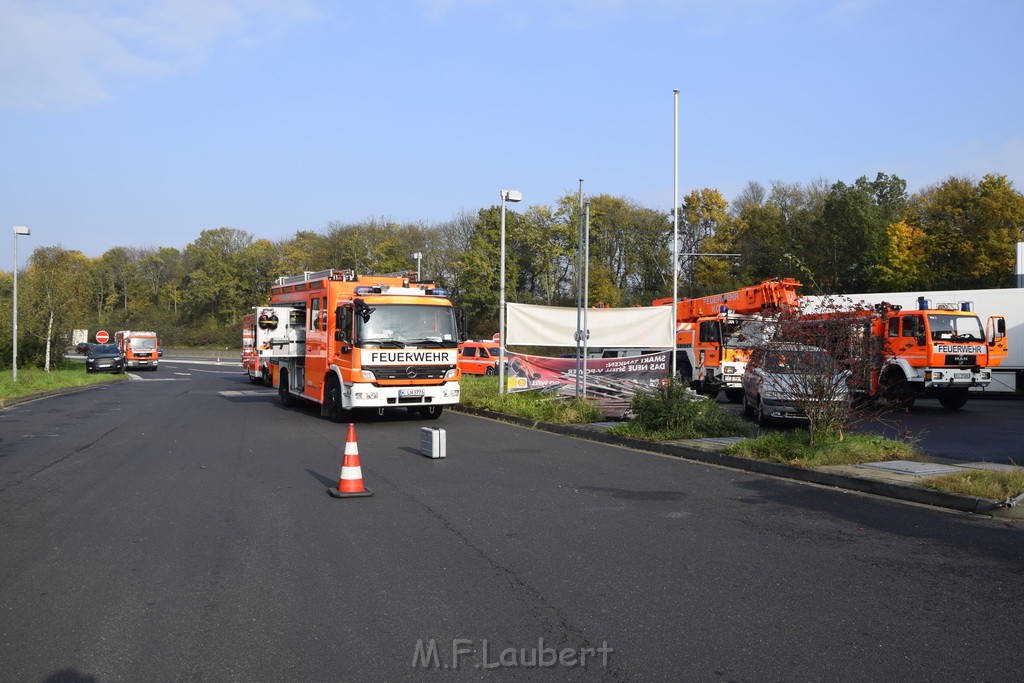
[451,405,1023,520]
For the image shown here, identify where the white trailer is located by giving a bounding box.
[806,288,1022,392]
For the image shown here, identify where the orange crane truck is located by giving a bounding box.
[653,278,803,402]
[264,269,464,421]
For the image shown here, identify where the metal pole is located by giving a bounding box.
[575,179,584,398]
[672,89,680,381]
[582,200,591,397]
[12,229,17,382]
[498,194,507,395]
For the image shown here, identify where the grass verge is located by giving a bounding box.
[724,430,921,468]
[0,364,126,403]
[924,468,1024,501]
[459,375,604,424]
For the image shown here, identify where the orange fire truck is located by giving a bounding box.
[115,330,160,371]
[653,278,803,401]
[801,296,1007,410]
[262,269,464,420]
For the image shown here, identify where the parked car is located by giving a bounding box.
[458,340,501,376]
[75,342,92,354]
[85,343,125,374]
[741,342,850,426]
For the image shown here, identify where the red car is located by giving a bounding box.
[458,341,501,376]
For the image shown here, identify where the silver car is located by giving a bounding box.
[742,343,850,426]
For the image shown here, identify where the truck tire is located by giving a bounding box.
[325,375,345,422]
[724,388,744,404]
[880,370,915,411]
[938,389,969,410]
[278,369,297,408]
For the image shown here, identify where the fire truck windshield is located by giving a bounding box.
[357,304,458,347]
[130,337,157,350]
[927,314,984,342]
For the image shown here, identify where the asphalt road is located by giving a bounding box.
[1,361,1022,681]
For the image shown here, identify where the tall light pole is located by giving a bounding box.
[412,252,422,281]
[672,88,680,380]
[575,179,584,397]
[582,200,591,397]
[12,225,31,382]
[498,189,521,395]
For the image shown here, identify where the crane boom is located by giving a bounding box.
[653,278,803,321]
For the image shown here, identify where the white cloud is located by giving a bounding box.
[0,0,320,111]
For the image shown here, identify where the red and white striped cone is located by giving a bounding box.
[328,423,373,498]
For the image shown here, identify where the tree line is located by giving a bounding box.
[2,172,1022,370]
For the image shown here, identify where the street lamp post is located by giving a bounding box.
[412,252,422,282]
[498,189,522,395]
[12,226,31,382]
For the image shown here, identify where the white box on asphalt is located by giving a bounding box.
[420,427,446,458]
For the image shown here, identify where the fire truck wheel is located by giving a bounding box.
[881,370,915,410]
[724,388,744,404]
[278,369,297,408]
[418,405,444,420]
[938,389,969,410]
[325,376,345,422]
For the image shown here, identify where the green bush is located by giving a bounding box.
[608,381,752,441]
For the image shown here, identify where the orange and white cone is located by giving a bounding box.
[328,423,373,498]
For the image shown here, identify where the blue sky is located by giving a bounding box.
[2,0,1022,267]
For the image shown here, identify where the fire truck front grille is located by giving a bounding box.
[363,365,453,380]
[943,354,977,366]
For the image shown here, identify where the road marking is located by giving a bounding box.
[219,390,275,397]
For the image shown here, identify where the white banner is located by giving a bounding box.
[505,303,675,347]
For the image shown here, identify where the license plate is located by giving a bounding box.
[399,389,425,397]
[953,372,970,379]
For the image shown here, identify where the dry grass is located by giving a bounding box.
[925,468,1024,501]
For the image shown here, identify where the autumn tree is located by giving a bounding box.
[803,173,908,293]
[908,174,1024,289]
[21,247,93,370]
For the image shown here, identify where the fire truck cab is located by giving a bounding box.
[265,269,465,421]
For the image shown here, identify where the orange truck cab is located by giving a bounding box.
[653,278,802,402]
[866,298,1005,409]
[265,269,465,421]
[115,330,160,371]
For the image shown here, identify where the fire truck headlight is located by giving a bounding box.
[723,366,738,375]
[360,369,376,381]
[444,367,457,379]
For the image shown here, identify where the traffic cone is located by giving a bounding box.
[328,423,374,498]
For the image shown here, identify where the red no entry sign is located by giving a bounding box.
[96,330,109,343]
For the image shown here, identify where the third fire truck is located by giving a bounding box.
[800,296,1007,410]
[653,278,803,401]
[256,269,464,421]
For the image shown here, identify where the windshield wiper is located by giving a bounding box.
[405,339,456,348]
[361,339,406,348]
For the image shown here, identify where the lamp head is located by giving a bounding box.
[13,226,30,235]
[500,190,522,203]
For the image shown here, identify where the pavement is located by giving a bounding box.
[9,353,1023,521]
[450,405,1024,521]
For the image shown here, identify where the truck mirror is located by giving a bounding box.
[459,308,468,342]
[997,319,1006,335]
[916,333,926,346]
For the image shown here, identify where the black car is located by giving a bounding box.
[85,343,125,374]
[75,342,92,354]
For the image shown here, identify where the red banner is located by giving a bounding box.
[505,351,669,394]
